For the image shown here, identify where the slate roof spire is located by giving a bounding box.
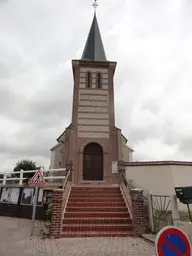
[81,0,107,61]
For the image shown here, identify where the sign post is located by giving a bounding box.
[31,186,38,236]
[155,226,191,256]
[29,170,46,236]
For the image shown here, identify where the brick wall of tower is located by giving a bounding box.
[69,60,120,185]
[77,67,110,139]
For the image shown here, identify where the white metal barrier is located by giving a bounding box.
[0,168,66,186]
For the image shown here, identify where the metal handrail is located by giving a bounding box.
[117,168,133,219]
[62,169,71,190]
[119,168,134,191]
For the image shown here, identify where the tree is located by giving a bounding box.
[0,173,3,185]
[13,159,44,183]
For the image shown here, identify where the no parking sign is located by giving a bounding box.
[155,226,191,256]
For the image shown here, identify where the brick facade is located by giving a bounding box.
[50,185,71,238]
[130,189,147,236]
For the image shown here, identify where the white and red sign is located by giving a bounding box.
[155,226,191,256]
[29,170,46,185]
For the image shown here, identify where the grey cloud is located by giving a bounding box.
[0,0,192,170]
[0,124,65,159]
[134,151,157,161]
[161,121,178,147]
[172,133,192,155]
[141,101,160,116]
[129,126,159,143]
[0,63,10,79]
[0,87,17,113]
[0,71,73,127]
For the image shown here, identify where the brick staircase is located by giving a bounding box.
[61,185,133,237]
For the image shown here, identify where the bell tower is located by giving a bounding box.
[68,1,121,184]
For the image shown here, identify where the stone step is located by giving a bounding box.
[66,207,127,212]
[62,224,133,232]
[63,217,132,224]
[71,188,121,192]
[69,193,122,197]
[71,187,120,191]
[64,211,130,218]
[61,231,134,237]
[68,197,124,202]
[66,202,126,207]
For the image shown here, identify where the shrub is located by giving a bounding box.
[46,203,52,221]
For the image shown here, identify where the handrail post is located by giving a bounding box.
[62,169,71,190]
[63,161,73,190]
[66,161,73,172]
[171,194,180,226]
[148,192,154,233]
[3,173,6,185]
[19,169,23,185]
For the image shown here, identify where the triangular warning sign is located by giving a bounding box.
[29,170,46,185]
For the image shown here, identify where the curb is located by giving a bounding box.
[142,234,155,245]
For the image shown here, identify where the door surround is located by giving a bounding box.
[77,140,109,184]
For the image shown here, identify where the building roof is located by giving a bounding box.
[56,123,72,142]
[81,13,107,61]
[119,160,192,166]
[121,133,128,144]
[50,142,63,151]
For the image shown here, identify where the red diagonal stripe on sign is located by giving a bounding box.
[163,239,185,256]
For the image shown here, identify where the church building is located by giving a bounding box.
[48,1,192,238]
[50,8,133,184]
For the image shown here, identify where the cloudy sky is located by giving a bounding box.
[0,0,192,171]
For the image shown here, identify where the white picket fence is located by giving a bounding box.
[0,168,66,186]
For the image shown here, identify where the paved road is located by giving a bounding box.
[0,217,155,256]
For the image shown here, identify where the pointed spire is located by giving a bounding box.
[81,1,107,62]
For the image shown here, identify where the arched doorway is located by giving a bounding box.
[83,143,103,181]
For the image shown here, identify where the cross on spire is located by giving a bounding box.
[92,0,98,12]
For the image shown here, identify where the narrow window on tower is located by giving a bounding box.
[97,72,102,89]
[86,72,91,88]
